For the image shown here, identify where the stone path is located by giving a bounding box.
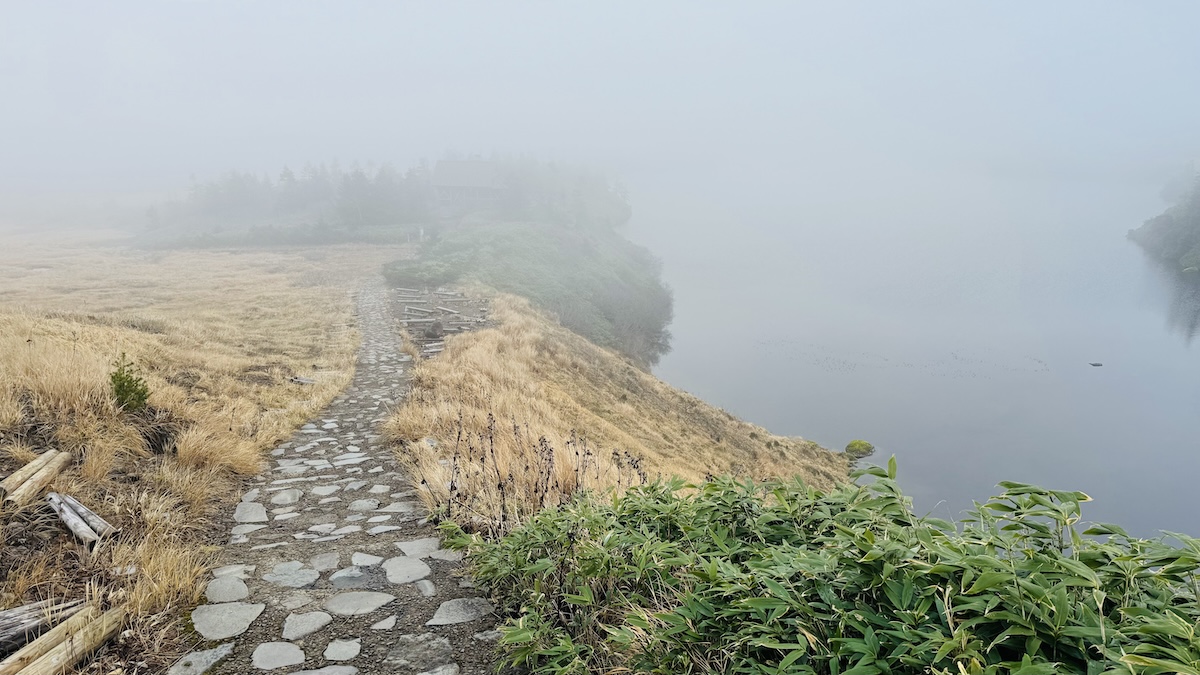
[171,284,498,675]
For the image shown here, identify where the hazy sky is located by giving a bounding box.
[2,3,1198,195]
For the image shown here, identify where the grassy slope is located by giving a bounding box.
[0,230,409,670]
[386,292,846,528]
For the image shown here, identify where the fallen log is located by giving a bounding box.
[0,600,83,655]
[45,494,99,546]
[393,287,420,293]
[0,604,98,675]
[435,306,460,314]
[0,452,59,502]
[404,306,432,314]
[3,453,72,509]
[15,605,125,675]
[57,494,117,539]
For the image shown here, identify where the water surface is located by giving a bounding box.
[631,174,1200,536]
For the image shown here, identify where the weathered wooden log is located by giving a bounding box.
[0,604,96,675]
[398,319,434,324]
[435,306,460,314]
[0,452,59,502]
[16,605,125,675]
[404,306,432,314]
[45,494,99,545]
[0,600,83,654]
[3,453,72,509]
[56,494,117,539]
[394,287,420,293]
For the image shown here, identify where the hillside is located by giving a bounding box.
[384,291,847,531]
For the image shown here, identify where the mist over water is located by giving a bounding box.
[632,174,1200,536]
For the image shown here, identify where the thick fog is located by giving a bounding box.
[4,3,1200,532]
[3,3,1198,193]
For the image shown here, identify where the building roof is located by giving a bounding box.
[432,160,501,189]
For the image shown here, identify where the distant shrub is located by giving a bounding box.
[109,353,150,412]
[844,438,875,459]
[448,462,1200,675]
[381,256,467,289]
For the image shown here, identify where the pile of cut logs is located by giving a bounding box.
[0,451,124,673]
[392,287,490,358]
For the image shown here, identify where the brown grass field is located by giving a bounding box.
[385,292,848,533]
[0,227,409,672]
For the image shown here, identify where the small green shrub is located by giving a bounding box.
[447,461,1200,675]
[110,352,150,412]
[381,256,468,289]
[844,439,875,459]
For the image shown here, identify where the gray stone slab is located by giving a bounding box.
[241,489,260,503]
[282,611,332,640]
[370,615,397,630]
[168,642,234,675]
[312,485,340,496]
[347,499,380,512]
[324,591,395,616]
[231,524,267,536]
[234,502,268,523]
[271,488,304,505]
[428,549,464,562]
[264,561,320,588]
[384,633,454,670]
[417,666,460,675]
[205,576,249,603]
[368,526,401,535]
[212,564,255,579]
[425,598,495,626]
[191,602,265,640]
[324,638,361,660]
[351,552,383,567]
[310,551,340,572]
[395,538,440,558]
[252,642,305,670]
[382,556,431,584]
[414,580,437,597]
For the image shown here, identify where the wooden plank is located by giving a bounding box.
[4,453,72,508]
[16,605,125,675]
[0,451,59,501]
[435,306,460,314]
[0,604,97,675]
[404,306,432,315]
[46,494,99,545]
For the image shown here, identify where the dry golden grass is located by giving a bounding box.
[386,293,847,531]
[0,228,410,670]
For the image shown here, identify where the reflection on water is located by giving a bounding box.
[638,192,1200,537]
[1162,268,1200,345]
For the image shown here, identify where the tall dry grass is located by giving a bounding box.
[0,230,409,670]
[385,293,847,532]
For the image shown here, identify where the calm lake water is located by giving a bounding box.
[631,175,1200,537]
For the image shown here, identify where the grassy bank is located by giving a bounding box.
[1129,175,1200,272]
[384,292,846,534]
[383,222,674,367]
[448,465,1200,675]
[0,232,407,670]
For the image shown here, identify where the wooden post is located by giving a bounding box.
[3,453,72,509]
[46,494,100,546]
[57,494,117,539]
[0,600,83,654]
[15,605,125,675]
[0,452,59,501]
[0,604,97,675]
